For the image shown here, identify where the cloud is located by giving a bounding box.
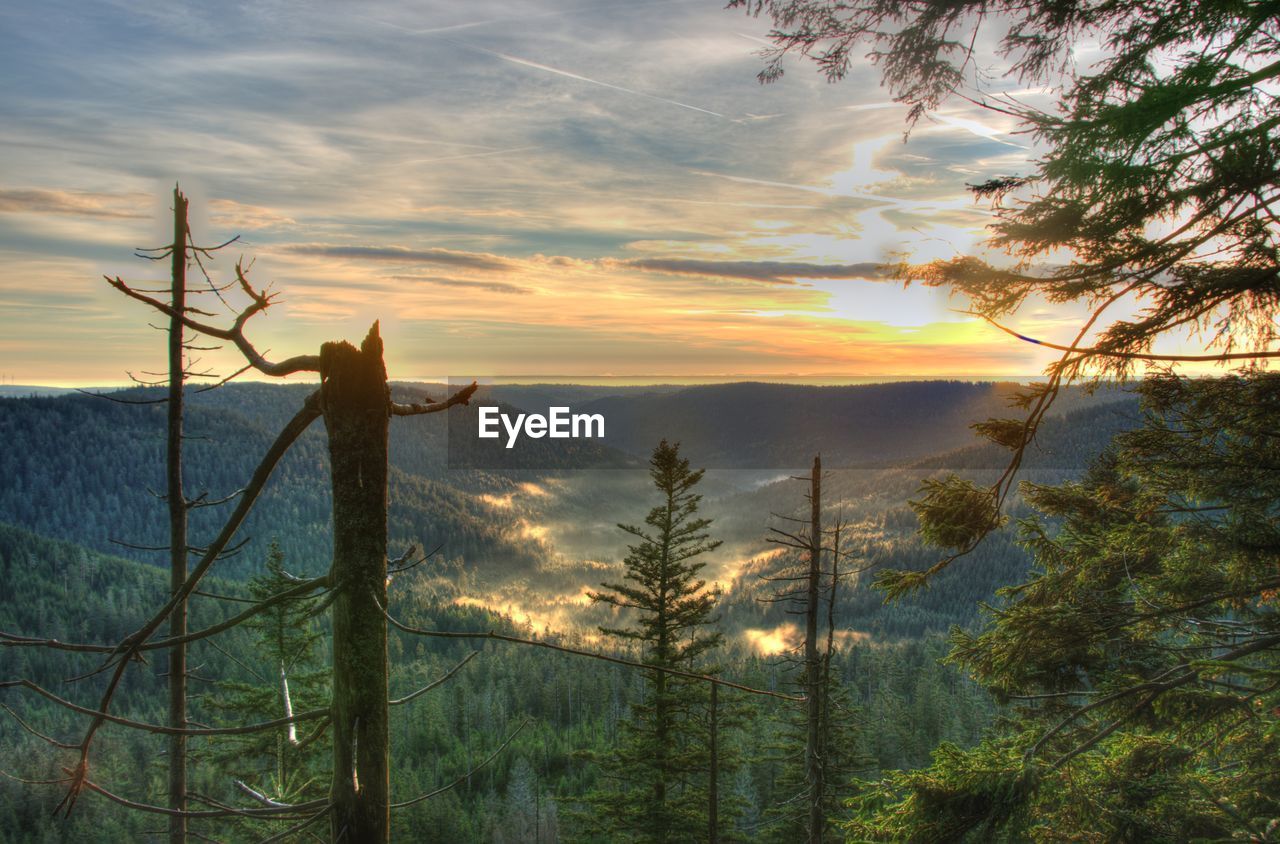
[279,244,518,272]
[403,146,541,166]
[387,275,533,295]
[617,258,889,284]
[207,198,295,230]
[0,188,149,219]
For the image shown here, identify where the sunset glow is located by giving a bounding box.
[0,0,1081,387]
[743,622,869,656]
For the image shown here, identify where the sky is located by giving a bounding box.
[0,0,1082,386]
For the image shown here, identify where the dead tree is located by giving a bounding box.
[321,327,392,840]
[83,185,231,841]
[765,456,866,843]
[804,456,823,843]
[0,191,809,841]
[92,289,475,839]
[165,187,191,844]
[0,195,482,843]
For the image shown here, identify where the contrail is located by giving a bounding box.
[472,45,727,119]
[692,170,840,197]
[405,146,541,165]
[359,16,500,36]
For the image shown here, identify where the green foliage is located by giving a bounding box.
[971,418,1029,452]
[201,540,330,816]
[584,440,729,843]
[0,518,996,841]
[911,476,1005,553]
[846,373,1280,840]
[845,737,1035,843]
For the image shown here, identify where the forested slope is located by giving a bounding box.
[0,521,992,842]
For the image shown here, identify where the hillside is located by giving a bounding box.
[0,380,1138,643]
[0,520,994,842]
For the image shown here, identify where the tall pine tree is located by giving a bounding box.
[587,440,726,843]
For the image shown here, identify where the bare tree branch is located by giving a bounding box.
[982,315,1280,362]
[1,576,330,656]
[390,381,479,415]
[53,393,321,816]
[105,265,320,377]
[1,678,328,737]
[66,769,327,820]
[390,651,478,707]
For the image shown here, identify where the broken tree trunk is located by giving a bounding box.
[167,186,189,844]
[323,323,391,843]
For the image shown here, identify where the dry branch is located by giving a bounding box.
[390,381,479,415]
[105,264,320,377]
[390,720,529,809]
[1,679,327,737]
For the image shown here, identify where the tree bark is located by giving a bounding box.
[323,323,391,843]
[709,679,719,844]
[805,455,824,844]
[167,186,189,844]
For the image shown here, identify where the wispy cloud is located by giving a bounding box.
[403,146,541,166]
[387,274,533,295]
[278,244,518,272]
[208,198,295,230]
[617,258,887,284]
[0,189,149,219]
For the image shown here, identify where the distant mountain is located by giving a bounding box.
[0,379,1136,635]
[573,379,1130,469]
[0,385,81,398]
[711,395,1141,637]
[0,384,547,579]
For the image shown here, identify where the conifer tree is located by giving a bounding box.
[204,540,329,813]
[587,440,726,843]
[844,372,1280,840]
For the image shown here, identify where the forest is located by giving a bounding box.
[1,0,1278,841]
[0,378,1070,840]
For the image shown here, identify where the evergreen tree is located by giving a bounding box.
[586,440,726,843]
[204,540,330,810]
[844,372,1280,840]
